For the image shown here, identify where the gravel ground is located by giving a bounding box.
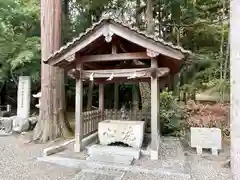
[182,141,231,180]
[133,137,187,172]
[0,134,232,180]
[122,172,189,180]
[0,134,78,180]
[186,153,231,180]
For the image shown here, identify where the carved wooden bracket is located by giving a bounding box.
[146,49,160,57]
[103,29,114,43]
[68,69,80,79]
[65,53,75,62]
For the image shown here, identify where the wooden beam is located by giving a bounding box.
[84,63,101,70]
[82,68,169,79]
[80,52,150,63]
[76,53,103,70]
[64,63,76,72]
[83,64,149,70]
[46,25,108,65]
[93,76,169,85]
[109,24,184,60]
[112,43,117,54]
[68,68,169,82]
[95,77,150,84]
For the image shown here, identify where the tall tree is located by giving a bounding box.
[139,0,154,113]
[33,0,72,142]
[146,0,154,33]
[230,0,240,179]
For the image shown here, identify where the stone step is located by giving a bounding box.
[87,153,134,165]
[87,144,140,159]
[38,156,190,180]
[72,169,123,180]
[122,172,191,180]
[72,172,117,180]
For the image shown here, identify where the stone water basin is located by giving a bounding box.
[98,120,145,149]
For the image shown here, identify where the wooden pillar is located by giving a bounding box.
[114,83,119,110]
[132,83,139,111]
[112,43,119,110]
[87,82,94,110]
[74,64,84,152]
[150,58,160,160]
[99,84,104,120]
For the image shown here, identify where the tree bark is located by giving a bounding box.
[34,0,72,142]
[146,0,154,34]
[139,0,154,113]
[136,0,141,27]
[230,0,240,179]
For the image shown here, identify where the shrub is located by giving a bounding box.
[159,91,187,136]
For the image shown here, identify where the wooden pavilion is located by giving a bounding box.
[45,18,191,160]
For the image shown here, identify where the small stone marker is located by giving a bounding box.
[190,127,222,155]
[17,76,31,118]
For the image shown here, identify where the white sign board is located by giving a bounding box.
[17,76,31,118]
[191,127,222,155]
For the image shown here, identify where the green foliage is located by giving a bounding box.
[0,0,40,85]
[159,91,187,136]
[0,0,229,107]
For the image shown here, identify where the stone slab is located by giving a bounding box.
[98,120,145,149]
[190,127,222,155]
[37,156,190,179]
[87,144,140,159]
[72,169,123,180]
[81,169,123,177]
[123,172,190,180]
[12,116,29,132]
[87,154,134,165]
[72,171,117,180]
[1,117,12,133]
[0,130,12,136]
[43,145,66,156]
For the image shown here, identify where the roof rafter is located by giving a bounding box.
[45,18,191,68]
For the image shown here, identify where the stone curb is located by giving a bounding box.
[43,132,98,156]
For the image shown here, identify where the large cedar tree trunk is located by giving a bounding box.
[33,0,72,142]
[139,0,154,113]
[146,0,154,34]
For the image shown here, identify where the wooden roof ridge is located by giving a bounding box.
[45,17,192,64]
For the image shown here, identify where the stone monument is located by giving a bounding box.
[17,76,31,118]
[13,76,31,132]
[190,127,222,155]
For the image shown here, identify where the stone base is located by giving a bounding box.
[98,120,145,149]
[74,143,82,153]
[87,153,134,165]
[87,144,140,159]
[150,150,159,160]
[43,145,66,156]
